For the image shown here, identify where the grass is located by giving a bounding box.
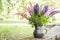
[0,20,28,23]
[0,25,34,40]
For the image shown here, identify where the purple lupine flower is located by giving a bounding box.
[34,3,39,15]
[42,5,48,15]
[49,10,60,16]
[44,7,54,16]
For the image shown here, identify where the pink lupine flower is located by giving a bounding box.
[15,12,29,19]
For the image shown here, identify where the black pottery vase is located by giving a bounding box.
[33,24,47,38]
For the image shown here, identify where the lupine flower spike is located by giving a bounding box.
[34,3,39,15]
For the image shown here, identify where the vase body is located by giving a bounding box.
[33,25,45,38]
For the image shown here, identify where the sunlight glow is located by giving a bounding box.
[30,0,40,3]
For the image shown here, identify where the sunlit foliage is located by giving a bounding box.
[0,0,60,20]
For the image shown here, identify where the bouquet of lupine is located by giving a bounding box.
[16,3,60,26]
